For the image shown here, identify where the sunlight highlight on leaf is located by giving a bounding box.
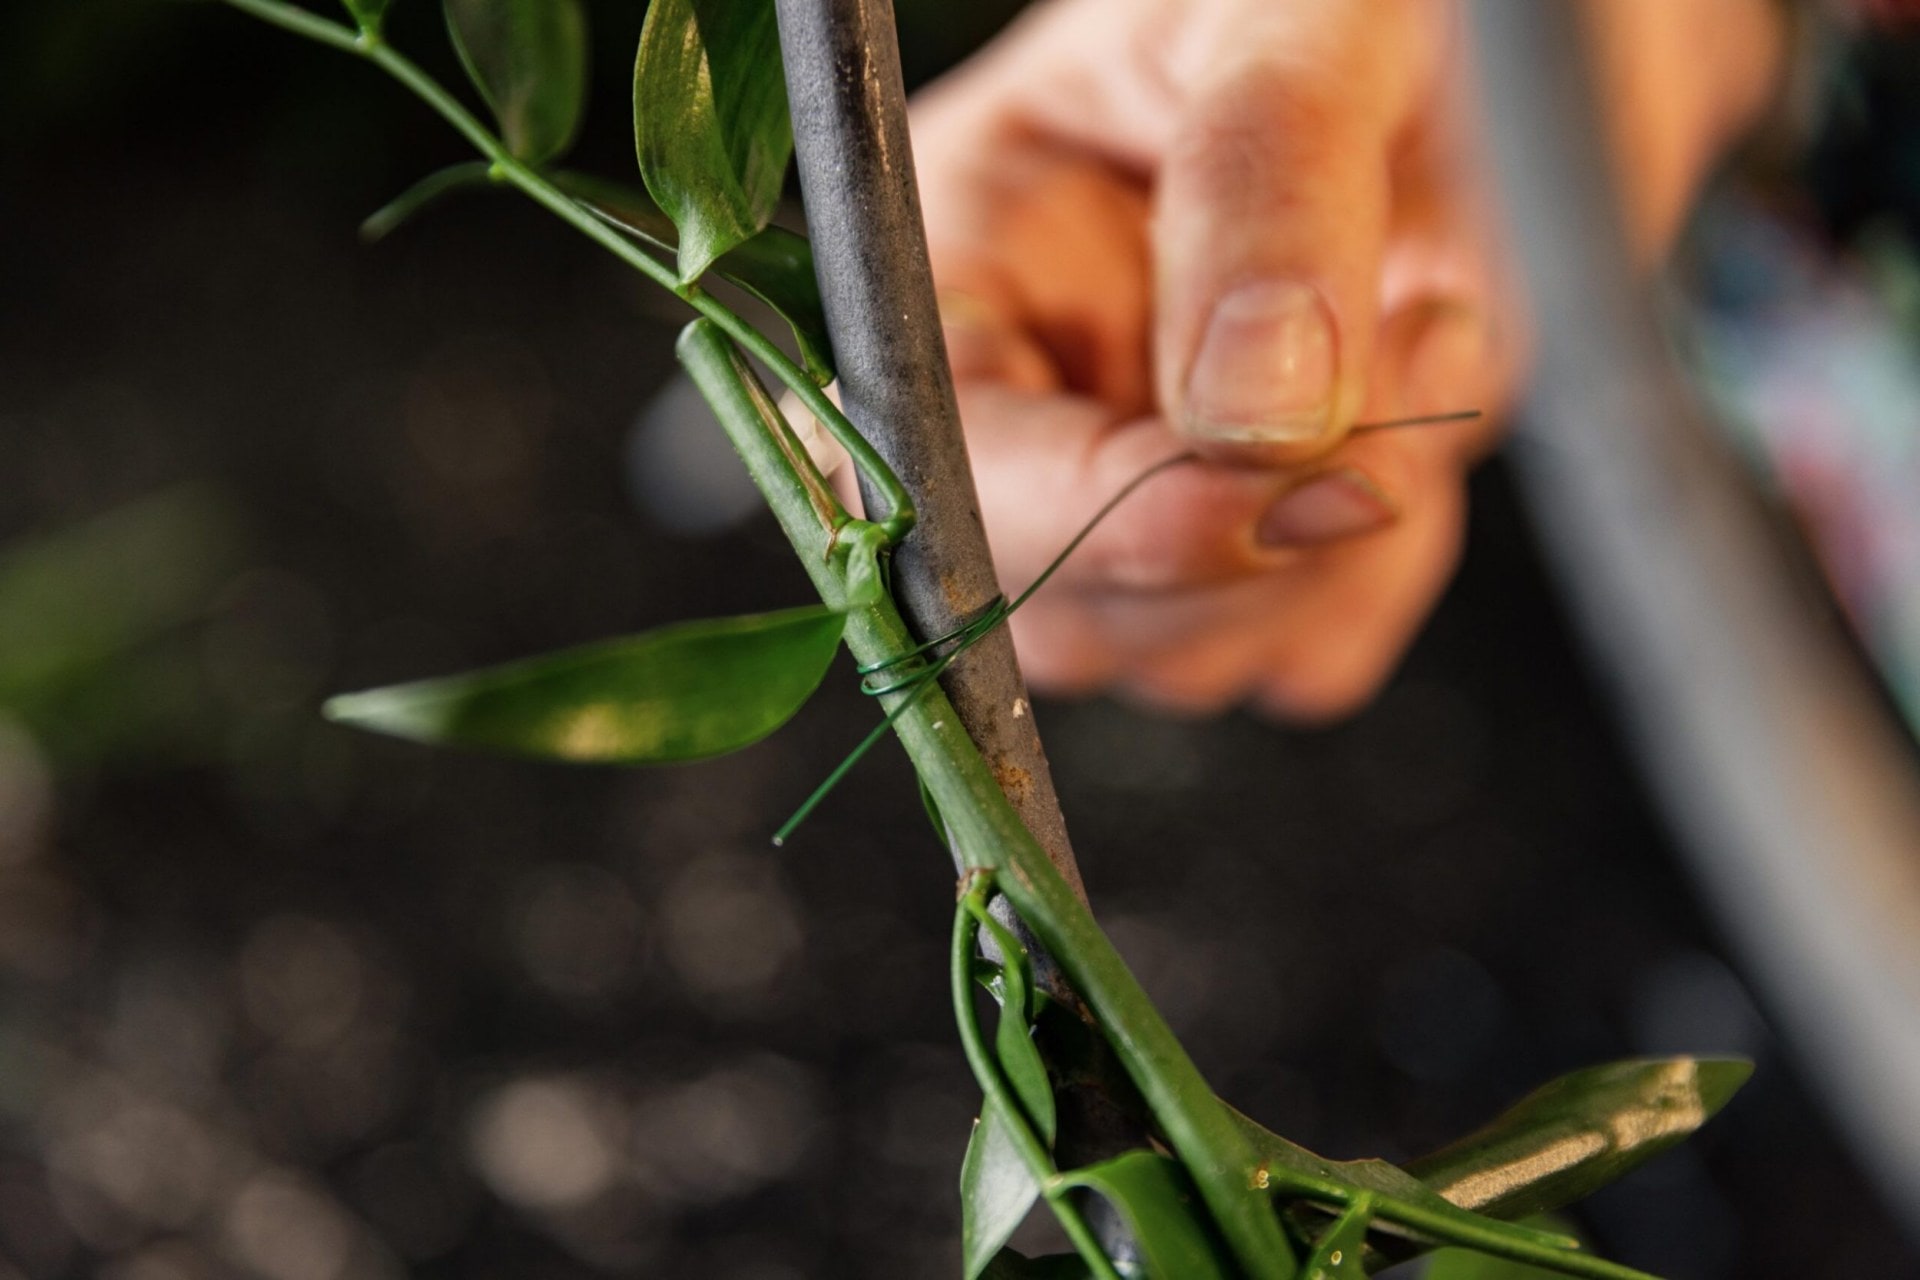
[634,0,793,281]
[324,605,843,763]
[1404,1057,1752,1222]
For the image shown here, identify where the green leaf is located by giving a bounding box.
[445,0,588,165]
[360,160,494,242]
[340,0,390,36]
[1403,1057,1752,1222]
[961,1098,1042,1280]
[1057,1151,1232,1280]
[324,604,843,763]
[974,914,1055,1145]
[994,987,1053,1146]
[0,486,236,709]
[634,0,793,281]
[979,1251,1093,1280]
[0,486,241,764]
[557,171,834,384]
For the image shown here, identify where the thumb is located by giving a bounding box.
[1154,39,1410,463]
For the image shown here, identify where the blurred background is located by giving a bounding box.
[1,2,1918,1278]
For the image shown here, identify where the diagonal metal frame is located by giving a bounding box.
[772,0,1150,1262]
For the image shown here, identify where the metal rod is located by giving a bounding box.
[774,1,1146,1259]
[1470,0,1920,1234]
[771,0,1082,906]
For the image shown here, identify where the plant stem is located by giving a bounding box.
[220,7,1699,1278]
[685,321,1297,1279]
[217,0,914,544]
[953,881,1124,1280]
[880,615,1298,1280]
[774,0,1083,904]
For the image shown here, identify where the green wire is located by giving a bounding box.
[773,452,1197,845]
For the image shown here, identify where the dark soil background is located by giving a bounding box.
[0,3,1915,1278]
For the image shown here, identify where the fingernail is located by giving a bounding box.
[1403,307,1487,417]
[1184,281,1336,445]
[1257,468,1397,548]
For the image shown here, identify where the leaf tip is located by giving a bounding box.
[1691,1056,1755,1116]
[321,689,387,728]
[321,686,438,741]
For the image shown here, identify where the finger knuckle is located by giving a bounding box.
[1166,67,1345,203]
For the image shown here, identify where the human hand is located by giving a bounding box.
[905,0,1783,718]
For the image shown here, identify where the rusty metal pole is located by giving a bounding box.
[769,0,1082,904]
[773,1,1145,1260]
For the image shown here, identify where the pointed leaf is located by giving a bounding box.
[980,1251,1093,1280]
[445,0,588,165]
[0,486,237,708]
[340,0,390,36]
[360,161,494,242]
[634,0,793,281]
[1403,1057,1752,1222]
[324,605,843,763]
[556,171,834,384]
[961,1099,1041,1280]
[1057,1151,1232,1280]
[974,915,1055,1144]
[995,986,1053,1145]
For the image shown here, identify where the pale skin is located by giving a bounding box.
[897,0,1786,719]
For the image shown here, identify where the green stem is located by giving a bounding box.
[217,12,1555,1279]
[216,0,914,544]
[953,881,1123,1280]
[892,635,1296,1280]
[221,0,365,52]
[693,298,914,548]
[1259,1167,1649,1280]
[684,322,1296,1279]
[360,159,493,242]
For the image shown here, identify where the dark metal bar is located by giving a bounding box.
[1470,0,1920,1230]
[771,0,1081,899]
[773,1,1145,1258]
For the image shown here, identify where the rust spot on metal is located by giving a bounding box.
[991,755,1034,806]
[939,570,970,613]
